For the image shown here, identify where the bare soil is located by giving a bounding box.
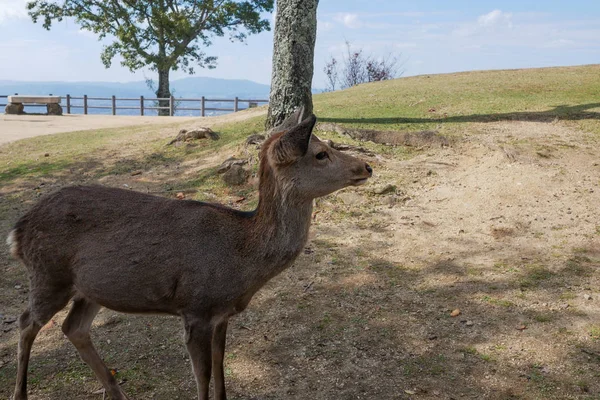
[0,109,266,145]
[1,118,599,399]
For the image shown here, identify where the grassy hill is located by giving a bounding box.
[1,65,599,400]
[313,64,600,134]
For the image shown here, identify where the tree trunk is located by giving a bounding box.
[157,67,171,116]
[265,0,318,129]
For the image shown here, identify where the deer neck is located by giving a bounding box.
[246,166,313,278]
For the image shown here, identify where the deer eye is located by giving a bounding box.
[316,151,328,160]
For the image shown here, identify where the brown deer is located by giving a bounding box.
[7,110,372,400]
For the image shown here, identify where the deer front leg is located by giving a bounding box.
[184,317,213,400]
[212,319,229,400]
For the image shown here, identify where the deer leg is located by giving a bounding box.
[14,310,42,400]
[184,317,214,400]
[212,319,229,400]
[62,296,128,400]
[15,288,72,400]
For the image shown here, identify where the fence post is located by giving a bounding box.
[83,95,88,115]
[66,94,71,114]
[201,96,205,117]
[111,95,116,115]
[169,95,174,116]
[234,96,239,112]
[140,96,144,116]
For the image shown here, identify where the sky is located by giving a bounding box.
[0,0,599,87]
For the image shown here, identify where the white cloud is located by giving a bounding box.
[477,10,513,29]
[0,0,28,24]
[318,19,334,32]
[334,13,362,29]
[395,42,417,49]
[544,38,576,48]
[453,9,513,37]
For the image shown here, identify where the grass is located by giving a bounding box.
[313,64,600,135]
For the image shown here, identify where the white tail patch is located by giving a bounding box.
[6,229,19,259]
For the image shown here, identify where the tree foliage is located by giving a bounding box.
[28,0,273,114]
[29,0,273,73]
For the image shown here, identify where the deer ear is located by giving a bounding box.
[268,106,306,137]
[272,114,317,164]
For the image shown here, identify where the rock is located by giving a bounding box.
[5,103,24,114]
[3,316,16,324]
[217,157,248,174]
[223,165,249,186]
[450,309,461,317]
[245,134,265,145]
[46,103,63,115]
[373,184,396,195]
[168,127,219,145]
[466,320,474,326]
[337,192,365,205]
[583,294,592,301]
[383,196,397,207]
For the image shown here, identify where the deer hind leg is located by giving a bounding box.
[14,286,73,400]
[184,317,214,400]
[211,319,229,400]
[61,295,128,400]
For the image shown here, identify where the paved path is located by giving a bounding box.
[0,114,199,146]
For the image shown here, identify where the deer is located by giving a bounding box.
[7,109,373,400]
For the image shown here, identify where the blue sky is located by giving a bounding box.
[0,0,599,87]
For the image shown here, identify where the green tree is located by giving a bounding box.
[28,0,274,115]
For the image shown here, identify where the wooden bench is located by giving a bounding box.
[5,95,63,115]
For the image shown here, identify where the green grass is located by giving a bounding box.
[313,64,600,135]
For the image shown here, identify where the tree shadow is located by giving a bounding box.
[320,103,600,126]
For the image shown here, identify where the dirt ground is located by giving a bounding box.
[0,109,266,145]
[0,117,599,399]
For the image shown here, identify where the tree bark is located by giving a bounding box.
[157,67,171,116]
[265,0,318,129]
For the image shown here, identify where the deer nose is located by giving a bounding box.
[365,163,373,175]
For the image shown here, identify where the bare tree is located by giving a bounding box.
[325,41,404,90]
[323,56,339,92]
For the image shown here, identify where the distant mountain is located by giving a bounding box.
[0,76,272,100]
[0,77,274,116]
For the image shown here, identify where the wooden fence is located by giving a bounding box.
[0,94,268,116]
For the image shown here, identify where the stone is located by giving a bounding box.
[217,157,248,174]
[245,134,265,145]
[373,184,396,195]
[5,103,24,115]
[222,165,249,186]
[337,192,365,205]
[46,103,63,115]
[168,127,219,145]
[8,95,60,104]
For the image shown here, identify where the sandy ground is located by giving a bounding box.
[0,111,271,146]
[0,118,599,399]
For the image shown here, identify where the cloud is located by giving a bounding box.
[453,9,513,37]
[543,38,576,48]
[333,13,362,29]
[318,19,334,32]
[0,0,28,24]
[477,10,513,29]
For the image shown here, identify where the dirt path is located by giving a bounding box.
[0,108,266,146]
